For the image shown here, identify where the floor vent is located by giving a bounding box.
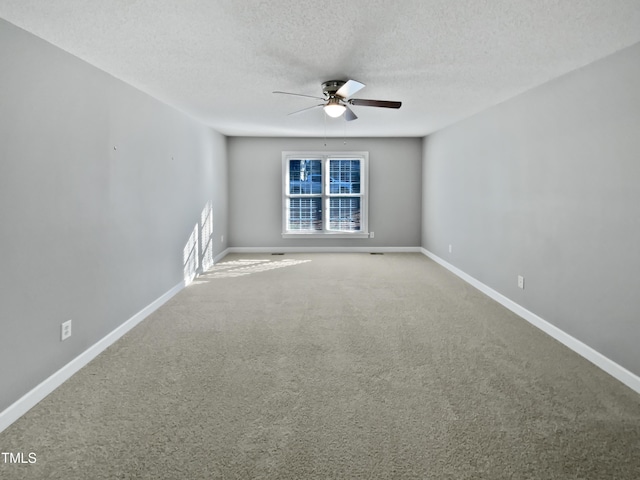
[271,253,285,255]
[370,252,384,255]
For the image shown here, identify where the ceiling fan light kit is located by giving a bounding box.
[324,98,346,118]
[274,79,401,121]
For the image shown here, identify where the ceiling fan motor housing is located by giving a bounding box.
[322,80,346,97]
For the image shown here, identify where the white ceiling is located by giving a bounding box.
[2,0,640,137]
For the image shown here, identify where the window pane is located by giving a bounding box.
[329,159,360,194]
[289,197,323,231]
[329,197,361,231]
[289,159,322,194]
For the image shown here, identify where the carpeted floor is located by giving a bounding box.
[1,253,639,479]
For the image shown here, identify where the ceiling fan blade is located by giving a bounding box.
[336,80,365,99]
[287,104,324,116]
[349,98,402,109]
[273,91,326,101]
[344,105,358,121]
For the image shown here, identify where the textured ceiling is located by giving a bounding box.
[1,0,640,137]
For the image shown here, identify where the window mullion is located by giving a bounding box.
[323,157,328,233]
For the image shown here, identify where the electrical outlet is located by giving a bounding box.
[221,235,224,243]
[517,275,525,289]
[449,244,452,253]
[61,320,72,341]
[370,231,374,238]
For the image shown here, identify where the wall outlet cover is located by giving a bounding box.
[61,320,72,341]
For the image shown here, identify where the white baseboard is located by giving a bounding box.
[0,280,186,434]
[227,246,423,254]
[421,248,640,395]
[213,247,230,264]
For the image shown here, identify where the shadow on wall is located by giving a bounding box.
[183,201,214,285]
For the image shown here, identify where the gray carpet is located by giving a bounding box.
[1,253,639,479]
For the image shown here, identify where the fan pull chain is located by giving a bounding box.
[344,116,347,145]
[323,111,327,147]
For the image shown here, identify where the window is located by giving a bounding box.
[282,152,369,238]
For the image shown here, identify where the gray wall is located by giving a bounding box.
[0,20,228,412]
[228,137,422,249]
[422,42,640,377]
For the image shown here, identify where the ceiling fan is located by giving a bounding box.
[273,79,401,121]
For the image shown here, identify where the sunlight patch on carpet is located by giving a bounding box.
[193,258,311,281]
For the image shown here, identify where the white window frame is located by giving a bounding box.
[282,151,369,239]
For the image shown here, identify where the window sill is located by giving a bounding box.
[282,232,370,239]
